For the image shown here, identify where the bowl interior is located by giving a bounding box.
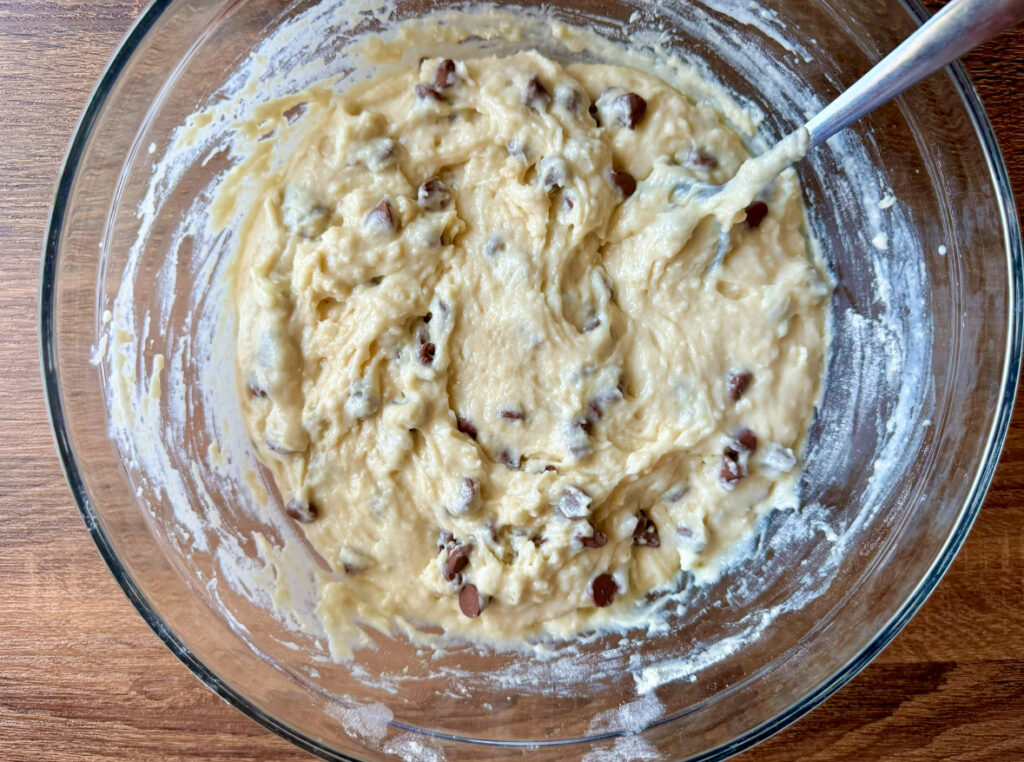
[44,0,1019,759]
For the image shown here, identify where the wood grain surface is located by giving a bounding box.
[1,1,1022,760]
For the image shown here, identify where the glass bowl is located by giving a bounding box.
[41,0,1021,760]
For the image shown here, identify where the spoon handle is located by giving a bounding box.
[805,0,1024,146]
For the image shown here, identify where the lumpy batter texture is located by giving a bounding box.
[235,50,830,643]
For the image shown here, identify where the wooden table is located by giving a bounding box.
[2,2,1022,760]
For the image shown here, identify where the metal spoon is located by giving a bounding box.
[807,0,1024,145]
[682,0,1024,272]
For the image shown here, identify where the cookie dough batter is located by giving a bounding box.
[234,50,830,644]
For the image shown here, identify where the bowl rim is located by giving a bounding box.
[39,0,1023,759]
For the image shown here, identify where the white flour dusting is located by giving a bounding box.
[587,693,665,735]
[581,735,662,762]
[330,701,394,743]
[382,734,447,761]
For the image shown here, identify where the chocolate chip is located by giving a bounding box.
[456,415,478,440]
[556,86,581,112]
[720,451,744,489]
[443,543,473,581]
[590,573,618,607]
[540,156,568,193]
[459,583,485,618]
[499,406,524,421]
[734,427,758,453]
[418,341,436,365]
[499,449,523,470]
[339,546,369,575]
[265,438,299,455]
[745,201,769,228]
[283,102,307,123]
[688,149,719,169]
[365,199,396,232]
[285,500,317,523]
[507,139,528,161]
[532,535,547,548]
[632,509,660,547]
[434,59,457,89]
[437,529,455,554]
[614,93,646,129]
[414,83,446,102]
[572,416,593,436]
[523,75,551,109]
[449,478,480,516]
[728,371,753,402]
[344,379,379,420]
[609,170,636,198]
[603,275,618,300]
[587,382,624,422]
[588,102,601,126]
[663,486,687,503]
[565,417,593,459]
[371,140,397,170]
[418,177,451,211]
[582,316,602,333]
[557,485,591,519]
[484,235,506,257]
[247,381,269,398]
[543,465,557,473]
[579,528,607,548]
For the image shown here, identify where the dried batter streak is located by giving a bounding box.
[233,50,830,643]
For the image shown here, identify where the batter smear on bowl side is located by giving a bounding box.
[233,50,831,643]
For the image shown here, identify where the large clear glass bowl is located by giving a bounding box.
[41,0,1021,759]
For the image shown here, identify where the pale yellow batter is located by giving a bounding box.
[234,50,830,644]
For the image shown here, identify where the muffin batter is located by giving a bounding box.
[234,50,830,643]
